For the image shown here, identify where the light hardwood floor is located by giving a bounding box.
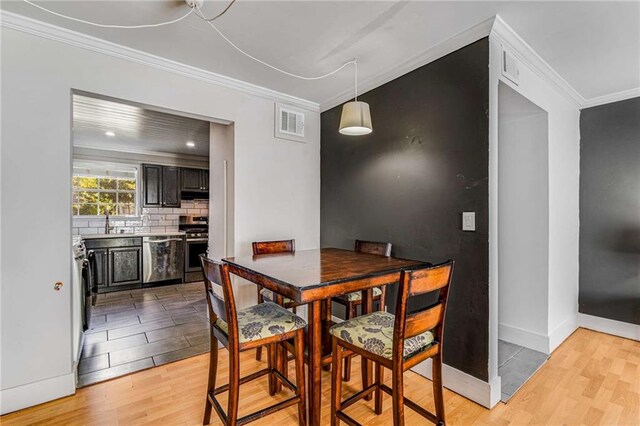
[2,328,638,425]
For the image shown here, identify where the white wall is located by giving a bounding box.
[488,23,581,398]
[498,82,550,348]
[0,24,320,413]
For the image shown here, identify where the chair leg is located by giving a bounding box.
[294,329,307,426]
[203,336,218,425]
[227,348,240,426]
[331,337,343,426]
[343,304,356,381]
[267,343,276,396]
[432,353,446,425]
[256,289,264,361]
[391,367,405,426]
[374,362,384,415]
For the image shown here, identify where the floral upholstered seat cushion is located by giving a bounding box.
[335,286,383,302]
[216,302,307,344]
[329,311,434,359]
[260,288,295,305]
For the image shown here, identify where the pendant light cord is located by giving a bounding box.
[22,0,358,84]
[22,0,195,29]
[195,5,355,81]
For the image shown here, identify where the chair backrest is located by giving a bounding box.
[252,239,295,255]
[355,240,392,257]
[200,255,239,341]
[393,260,454,358]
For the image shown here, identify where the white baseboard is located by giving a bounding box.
[548,315,578,352]
[498,323,550,354]
[0,373,76,415]
[578,313,640,341]
[411,359,500,409]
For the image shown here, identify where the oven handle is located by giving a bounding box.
[187,238,209,242]
[145,238,183,244]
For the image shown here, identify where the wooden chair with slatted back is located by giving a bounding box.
[252,239,301,362]
[329,260,455,426]
[200,255,307,426]
[332,240,392,381]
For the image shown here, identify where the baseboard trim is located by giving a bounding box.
[498,323,550,354]
[0,373,76,415]
[411,359,499,409]
[578,313,640,341]
[548,315,578,352]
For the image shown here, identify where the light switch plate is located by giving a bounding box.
[462,212,475,231]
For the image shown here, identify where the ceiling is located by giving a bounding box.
[3,1,639,108]
[73,94,211,157]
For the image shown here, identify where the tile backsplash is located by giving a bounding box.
[73,200,209,235]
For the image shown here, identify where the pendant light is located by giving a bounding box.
[339,60,373,136]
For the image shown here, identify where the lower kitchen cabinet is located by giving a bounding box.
[85,237,143,292]
[109,247,142,287]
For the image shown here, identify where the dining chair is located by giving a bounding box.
[253,239,301,362]
[329,260,455,426]
[200,255,307,426]
[332,240,392,381]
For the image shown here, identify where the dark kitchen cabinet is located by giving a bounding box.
[142,164,181,208]
[181,168,208,192]
[162,166,181,207]
[92,248,108,289]
[142,164,162,207]
[85,237,143,292]
[109,247,142,287]
[202,169,209,191]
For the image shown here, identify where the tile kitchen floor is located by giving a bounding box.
[498,339,549,402]
[78,282,210,387]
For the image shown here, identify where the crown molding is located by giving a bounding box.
[319,16,496,112]
[0,10,320,112]
[490,15,584,109]
[582,87,640,109]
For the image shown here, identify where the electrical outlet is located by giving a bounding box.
[462,212,475,231]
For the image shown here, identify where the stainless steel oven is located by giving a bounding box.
[179,216,209,282]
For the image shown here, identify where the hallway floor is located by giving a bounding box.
[3,328,638,425]
[498,340,548,402]
[78,282,209,387]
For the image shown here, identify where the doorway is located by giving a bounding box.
[70,91,234,387]
[497,82,550,401]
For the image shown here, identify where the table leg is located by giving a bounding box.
[307,300,322,426]
[362,288,373,400]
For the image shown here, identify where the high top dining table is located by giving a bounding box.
[224,248,427,426]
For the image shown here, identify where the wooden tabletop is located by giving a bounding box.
[224,248,427,304]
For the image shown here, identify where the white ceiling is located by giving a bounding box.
[3,1,639,108]
[73,94,211,157]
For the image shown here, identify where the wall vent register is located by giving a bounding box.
[275,102,306,142]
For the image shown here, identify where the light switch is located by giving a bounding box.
[462,212,475,231]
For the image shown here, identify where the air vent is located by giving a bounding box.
[280,107,304,137]
[274,103,307,143]
[502,48,520,85]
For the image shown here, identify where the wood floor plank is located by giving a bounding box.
[2,328,638,425]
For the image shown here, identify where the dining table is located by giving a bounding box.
[223,247,427,426]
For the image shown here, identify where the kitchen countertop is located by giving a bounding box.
[82,231,186,240]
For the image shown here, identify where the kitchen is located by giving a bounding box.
[71,93,222,386]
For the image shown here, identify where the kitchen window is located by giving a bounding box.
[73,162,138,216]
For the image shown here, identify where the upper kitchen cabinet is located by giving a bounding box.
[162,166,181,207]
[142,164,181,208]
[181,168,208,192]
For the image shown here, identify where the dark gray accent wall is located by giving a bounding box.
[321,39,489,381]
[579,97,640,325]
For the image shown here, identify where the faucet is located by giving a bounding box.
[105,209,114,234]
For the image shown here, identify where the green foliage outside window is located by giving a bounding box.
[72,175,136,216]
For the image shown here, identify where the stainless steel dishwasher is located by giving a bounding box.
[142,236,185,283]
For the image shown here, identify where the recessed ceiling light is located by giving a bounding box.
[186,141,195,148]
[105,131,115,137]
